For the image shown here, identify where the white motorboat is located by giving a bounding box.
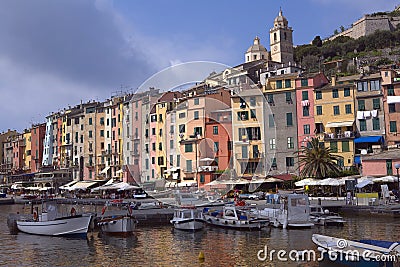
[203,205,268,230]
[170,207,204,231]
[97,215,137,236]
[312,234,400,266]
[16,204,92,238]
[258,194,314,228]
[310,205,345,226]
[97,204,137,236]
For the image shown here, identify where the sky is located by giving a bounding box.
[0,0,398,132]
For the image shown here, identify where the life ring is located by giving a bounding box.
[70,207,76,217]
[33,211,38,221]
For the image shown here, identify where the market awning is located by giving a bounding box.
[354,136,384,144]
[325,121,354,128]
[100,166,110,174]
[356,179,374,188]
[68,181,98,191]
[59,180,78,190]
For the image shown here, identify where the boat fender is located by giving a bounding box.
[70,207,76,217]
[33,211,38,221]
[225,221,228,224]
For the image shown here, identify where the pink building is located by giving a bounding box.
[30,123,46,173]
[361,149,400,177]
[149,107,157,180]
[295,73,329,149]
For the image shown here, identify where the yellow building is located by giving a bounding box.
[314,75,357,167]
[231,89,266,178]
[23,130,31,172]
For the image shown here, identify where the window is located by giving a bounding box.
[194,127,202,136]
[286,157,294,167]
[342,141,350,152]
[333,106,340,115]
[316,106,322,115]
[145,159,149,169]
[250,97,256,107]
[152,142,156,151]
[302,91,308,100]
[152,128,156,135]
[88,118,92,125]
[330,141,338,152]
[388,85,395,96]
[239,98,246,108]
[100,130,104,137]
[287,137,294,149]
[390,121,397,133]
[179,112,186,118]
[213,126,218,135]
[372,118,380,131]
[358,100,365,111]
[214,142,219,153]
[179,124,185,133]
[159,114,163,122]
[169,155,173,166]
[269,138,276,150]
[357,81,368,91]
[276,80,283,89]
[151,157,155,164]
[194,98,199,105]
[241,146,248,158]
[285,92,292,102]
[267,94,274,104]
[170,139,174,149]
[303,124,310,134]
[286,113,293,126]
[237,111,249,121]
[268,114,275,128]
[389,104,396,113]
[387,160,393,175]
[157,156,164,165]
[301,79,308,87]
[370,98,380,110]
[370,80,380,91]
[359,119,367,131]
[185,144,193,152]
[285,79,291,88]
[250,109,256,119]
[271,157,277,168]
[316,90,322,100]
[186,160,192,172]
[344,88,350,97]
[303,106,309,116]
[159,143,162,151]
[332,89,339,98]
[345,104,352,114]
[89,131,93,138]
[194,111,199,120]
[176,155,180,167]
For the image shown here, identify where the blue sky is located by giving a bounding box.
[0,0,398,132]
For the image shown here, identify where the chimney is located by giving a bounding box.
[331,76,336,86]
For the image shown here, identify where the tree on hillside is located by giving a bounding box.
[295,137,343,179]
[312,36,323,47]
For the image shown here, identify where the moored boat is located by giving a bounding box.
[16,204,92,238]
[97,215,137,236]
[310,205,345,226]
[203,205,268,230]
[258,194,314,228]
[312,234,400,267]
[170,207,204,231]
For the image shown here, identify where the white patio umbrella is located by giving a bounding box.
[295,178,319,187]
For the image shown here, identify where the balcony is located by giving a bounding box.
[85,162,95,168]
[324,131,355,140]
[198,166,218,172]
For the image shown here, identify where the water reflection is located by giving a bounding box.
[1,204,400,267]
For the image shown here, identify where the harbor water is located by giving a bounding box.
[1,204,400,267]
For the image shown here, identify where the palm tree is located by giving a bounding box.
[296,137,343,179]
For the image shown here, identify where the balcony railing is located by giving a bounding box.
[324,131,355,140]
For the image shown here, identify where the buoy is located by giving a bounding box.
[198,251,205,261]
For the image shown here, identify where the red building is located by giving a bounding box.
[12,134,24,174]
[199,109,232,187]
[31,123,46,173]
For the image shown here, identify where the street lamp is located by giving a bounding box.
[395,163,400,191]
